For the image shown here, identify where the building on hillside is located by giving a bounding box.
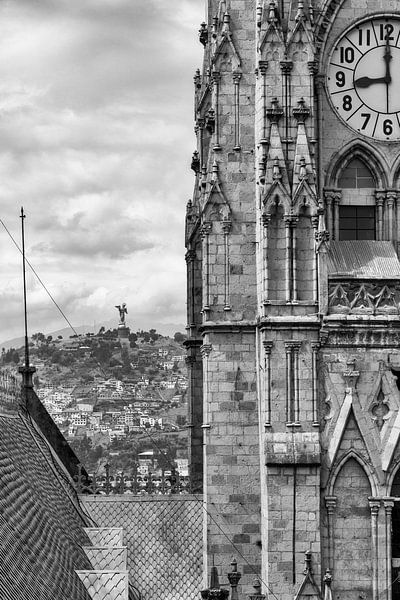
[185,2,400,599]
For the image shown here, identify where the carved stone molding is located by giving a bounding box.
[328,281,400,316]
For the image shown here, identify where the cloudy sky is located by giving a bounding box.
[0,0,204,343]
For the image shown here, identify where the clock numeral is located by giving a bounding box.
[339,47,355,64]
[361,113,371,130]
[342,95,353,111]
[335,71,346,87]
[383,119,393,136]
[380,23,394,42]
[358,29,371,46]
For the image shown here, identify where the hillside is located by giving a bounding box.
[1,327,189,476]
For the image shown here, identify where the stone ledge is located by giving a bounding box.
[265,432,321,465]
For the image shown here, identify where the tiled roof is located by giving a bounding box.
[0,410,93,600]
[327,241,400,279]
[81,495,203,600]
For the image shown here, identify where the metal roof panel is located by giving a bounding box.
[327,241,400,279]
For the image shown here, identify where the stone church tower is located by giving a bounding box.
[185,1,400,599]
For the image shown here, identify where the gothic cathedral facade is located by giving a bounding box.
[185,2,400,599]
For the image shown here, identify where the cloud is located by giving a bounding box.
[0,0,203,343]
[32,204,154,259]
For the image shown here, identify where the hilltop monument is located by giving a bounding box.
[115,303,129,349]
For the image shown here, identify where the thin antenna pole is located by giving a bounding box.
[20,207,30,371]
[18,207,35,402]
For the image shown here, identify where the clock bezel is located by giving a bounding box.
[326,13,400,143]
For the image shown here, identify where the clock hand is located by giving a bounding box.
[383,37,392,113]
[383,37,392,84]
[354,75,387,88]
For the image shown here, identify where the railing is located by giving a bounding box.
[74,463,200,495]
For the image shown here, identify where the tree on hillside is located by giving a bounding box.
[32,332,46,346]
[173,332,186,343]
[2,348,20,364]
[149,329,159,342]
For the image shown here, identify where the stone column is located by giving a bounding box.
[211,70,221,151]
[307,61,318,144]
[384,499,394,600]
[323,191,334,239]
[197,117,205,168]
[284,217,292,302]
[185,249,196,330]
[292,218,299,302]
[233,72,241,151]
[387,191,397,241]
[262,214,270,302]
[201,223,212,313]
[263,341,273,427]
[292,342,301,424]
[369,498,381,600]
[222,219,232,311]
[325,496,337,574]
[280,59,293,155]
[312,216,319,303]
[258,61,268,144]
[285,342,292,423]
[376,191,385,241]
[333,193,341,241]
[311,343,320,426]
[201,344,213,429]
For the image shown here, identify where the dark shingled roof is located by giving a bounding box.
[0,409,93,600]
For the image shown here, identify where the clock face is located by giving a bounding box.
[327,16,400,141]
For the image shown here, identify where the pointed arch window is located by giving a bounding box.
[338,158,376,240]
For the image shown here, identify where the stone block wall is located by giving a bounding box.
[265,465,321,600]
[202,327,261,591]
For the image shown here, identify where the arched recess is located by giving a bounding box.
[266,200,286,302]
[327,448,378,497]
[296,203,316,302]
[331,457,373,600]
[325,142,387,189]
[324,143,388,241]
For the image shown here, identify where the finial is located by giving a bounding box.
[256,2,263,27]
[272,157,281,180]
[268,1,278,23]
[299,157,307,179]
[212,15,218,38]
[323,569,333,600]
[212,160,219,178]
[304,550,312,574]
[296,0,305,22]
[191,150,200,173]
[309,0,314,24]
[194,69,201,89]
[199,22,208,46]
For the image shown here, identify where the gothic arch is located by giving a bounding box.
[292,180,318,216]
[325,142,388,189]
[263,181,291,215]
[315,0,349,61]
[326,449,377,497]
[390,155,400,188]
[386,457,400,494]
